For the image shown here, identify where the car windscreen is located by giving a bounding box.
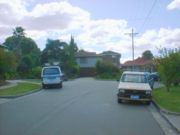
[121,74,147,83]
[43,68,60,75]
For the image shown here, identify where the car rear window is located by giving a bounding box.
[43,68,60,75]
[121,74,147,83]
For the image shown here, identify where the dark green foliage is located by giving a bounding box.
[31,67,42,79]
[3,26,41,78]
[0,48,17,83]
[2,26,79,79]
[41,39,67,64]
[13,26,25,37]
[156,48,180,91]
[41,36,79,78]
[96,60,122,79]
[142,50,153,60]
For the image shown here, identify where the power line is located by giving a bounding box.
[138,0,157,33]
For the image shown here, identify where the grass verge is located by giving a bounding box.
[0,82,41,96]
[153,86,180,112]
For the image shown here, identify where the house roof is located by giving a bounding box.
[75,50,99,57]
[123,57,154,66]
[100,51,121,56]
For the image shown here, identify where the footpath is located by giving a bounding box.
[153,100,180,134]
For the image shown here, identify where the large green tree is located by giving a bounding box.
[0,48,17,82]
[41,39,68,64]
[156,48,180,91]
[41,37,79,77]
[3,26,41,77]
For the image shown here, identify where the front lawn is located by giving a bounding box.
[0,82,41,96]
[153,86,180,112]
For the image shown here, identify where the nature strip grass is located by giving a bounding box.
[0,82,41,96]
[153,86,180,113]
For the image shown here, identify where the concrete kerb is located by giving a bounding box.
[0,88,43,99]
[152,100,180,133]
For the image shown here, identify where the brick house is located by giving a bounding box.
[76,50,121,77]
[122,57,156,72]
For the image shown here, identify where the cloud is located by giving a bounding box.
[0,1,90,31]
[77,25,180,63]
[167,0,180,10]
[0,0,180,63]
[24,1,90,30]
[0,26,12,36]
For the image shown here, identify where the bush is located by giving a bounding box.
[96,60,122,80]
[0,48,17,82]
[32,66,42,79]
[156,48,180,91]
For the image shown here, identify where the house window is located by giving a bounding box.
[80,57,88,64]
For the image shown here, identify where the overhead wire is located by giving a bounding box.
[138,0,158,33]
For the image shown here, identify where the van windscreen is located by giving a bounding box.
[43,68,60,75]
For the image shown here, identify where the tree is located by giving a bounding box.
[63,36,79,76]
[13,26,25,37]
[142,50,153,60]
[0,48,17,83]
[3,26,41,78]
[41,37,79,77]
[41,39,67,64]
[156,48,180,91]
[69,36,78,55]
[17,55,33,73]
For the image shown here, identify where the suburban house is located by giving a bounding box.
[100,51,121,67]
[75,50,121,77]
[122,57,156,72]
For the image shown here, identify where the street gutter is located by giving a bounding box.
[152,100,180,133]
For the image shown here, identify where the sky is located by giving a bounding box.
[0,0,180,63]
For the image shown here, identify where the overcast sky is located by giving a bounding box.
[0,0,180,63]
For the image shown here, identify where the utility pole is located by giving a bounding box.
[125,28,138,61]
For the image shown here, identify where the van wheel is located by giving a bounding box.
[118,98,122,103]
[42,84,46,89]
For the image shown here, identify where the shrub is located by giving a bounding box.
[156,48,180,91]
[32,66,42,79]
[96,60,122,79]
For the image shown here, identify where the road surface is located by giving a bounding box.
[0,78,166,135]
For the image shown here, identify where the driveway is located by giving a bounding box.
[0,78,166,135]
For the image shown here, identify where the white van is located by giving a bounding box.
[41,66,63,88]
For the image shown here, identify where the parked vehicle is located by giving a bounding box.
[41,66,63,89]
[150,72,159,82]
[61,73,68,81]
[146,72,155,89]
[117,71,152,105]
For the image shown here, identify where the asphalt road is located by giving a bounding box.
[0,78,165,135]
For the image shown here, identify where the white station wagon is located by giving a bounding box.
[117,71,152,105]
